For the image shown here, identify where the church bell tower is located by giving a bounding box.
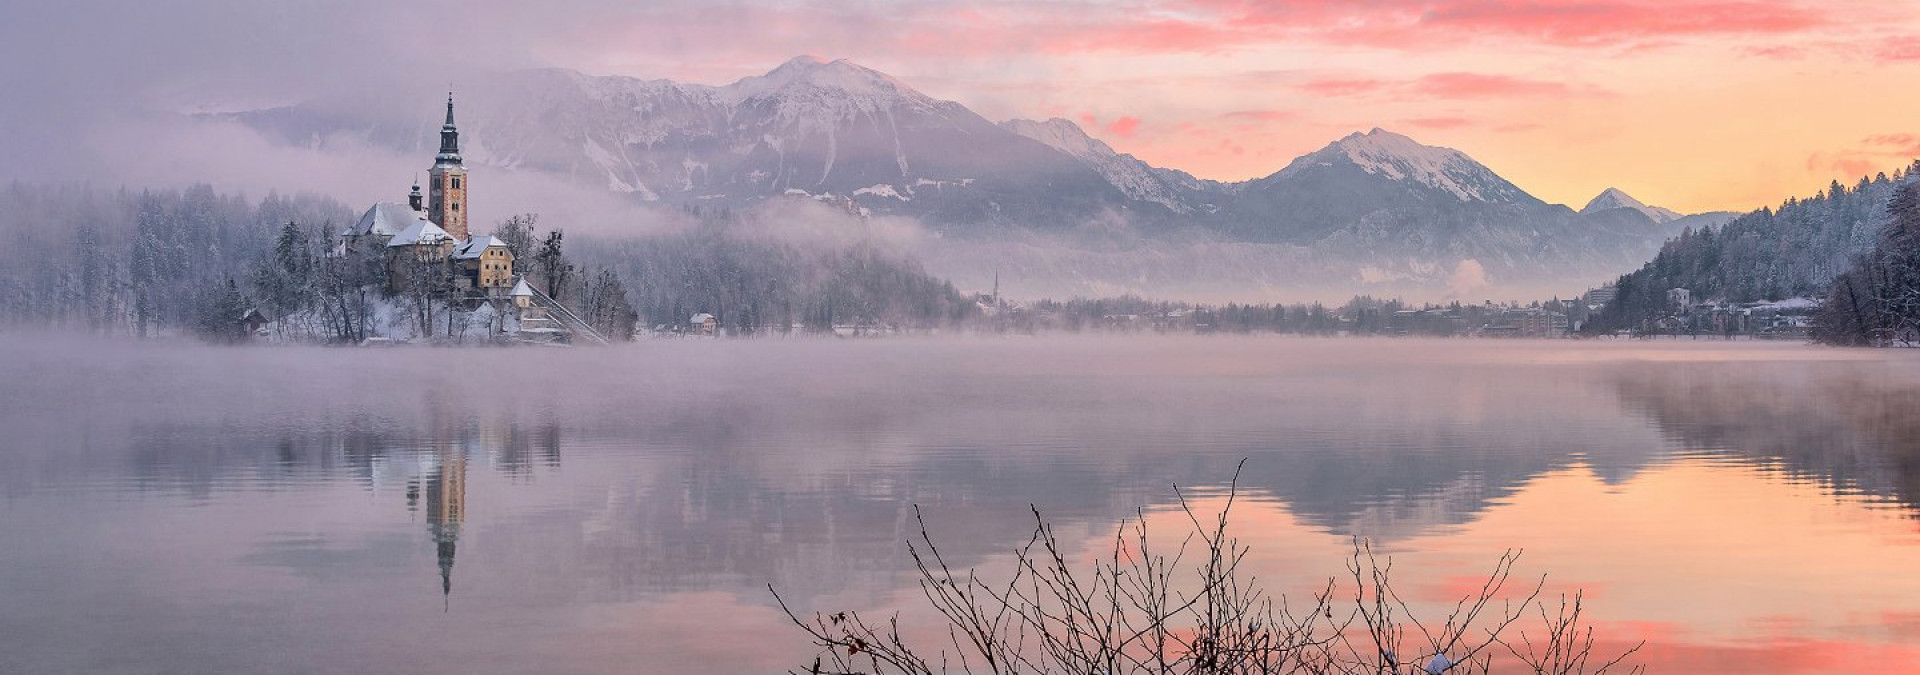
[429,94,469,241]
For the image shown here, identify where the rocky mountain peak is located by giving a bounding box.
[1581,187,1683,222]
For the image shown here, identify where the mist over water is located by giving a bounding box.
[4,336,1920,673]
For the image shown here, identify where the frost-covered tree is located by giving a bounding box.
[531,229,574,302]
[492,213,537,261]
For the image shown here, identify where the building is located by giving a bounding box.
[1584,284,1618,308]
[428,96,470,241]
[1667,288,1692,313]
[452,235,515,291]
[690,312,718,336]
[322,95,618,344]
[344,95,510,296]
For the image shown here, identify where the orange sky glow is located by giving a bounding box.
[514,0,1920,214]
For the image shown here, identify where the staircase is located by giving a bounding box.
[518,278,610,345]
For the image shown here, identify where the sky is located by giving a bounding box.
[5,0,1920,213]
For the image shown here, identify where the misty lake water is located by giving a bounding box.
[4,336,1920,674]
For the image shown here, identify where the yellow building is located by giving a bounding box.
[453,236,514,291]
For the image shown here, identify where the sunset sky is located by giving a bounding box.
[7,0,1920,213]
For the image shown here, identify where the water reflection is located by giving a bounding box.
[2,337,1919,674]
[1614,359,1920,511]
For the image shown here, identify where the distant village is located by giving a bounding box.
[962,283,1821,340]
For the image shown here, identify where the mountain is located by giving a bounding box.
[999,117,1225,215]
[1586,170,1913,333]
[225,58,1733,298]
[239,57,1136,231]
[1581,187,1683,223]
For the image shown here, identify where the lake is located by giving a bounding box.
[3,336,1918,674]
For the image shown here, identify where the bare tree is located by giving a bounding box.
[775,463,1643,675]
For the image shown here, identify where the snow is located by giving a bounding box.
[386,218,453,247]
[509,278,534,298]
[728,56,922,102]
[1581,187,1683,222]
[452,235,506,259]
[1327,129,1496,201]
[1748,297,1821,311]
[1000,117,1195,212]
[720,56,942,133]
[854,184,909,200]
[348,202,428,237]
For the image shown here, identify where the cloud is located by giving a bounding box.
[1299,78,1392,97]
[1411,73,1575,98]
[1222,110,1298,123]
[1448,259,1491,299]
[1106,116,1143,138]
[1805,133,1920,180]
[1405,116,1476,130]
[1876,36,1920,62]
[1294,72,1589,102]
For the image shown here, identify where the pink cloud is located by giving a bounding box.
[1877,36,1920,61]
[1299,78,1390,97]
[1297,72,1584,100]
[1405,116,1475,130]
[1806,133,1920,179]
[1106,116,1143,138]
[1408,0,1826,46]
[1411,72,1574,98]
[1222,110,1298,123]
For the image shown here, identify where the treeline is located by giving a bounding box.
[1815,180,1920,345]
[995,295,1434,335]
[576,209,979,334]
[1587,164,1918,333]
[491,215,641,341]
[0,182,353,337]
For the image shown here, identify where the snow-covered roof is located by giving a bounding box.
[452,235,509,259]
[347,202,428,237]
[1747,297,1821,311]
[508,279,534,297]
[387,218,453,247]
[691,312,716,323]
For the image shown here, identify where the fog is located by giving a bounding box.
[6,336,1920,673]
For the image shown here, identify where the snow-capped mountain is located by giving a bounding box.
[238,56,1132,229]
[225,57,1733,297]
[1278,129,1538,203]
[1580,187,1684,223]
[999,117,1224,214]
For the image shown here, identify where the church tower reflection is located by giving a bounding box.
[425,443,467,609]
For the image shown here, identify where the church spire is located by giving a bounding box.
[436,93,462,166]
[428,93,471,240]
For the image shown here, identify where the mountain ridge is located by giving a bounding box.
[223,57,1734,298]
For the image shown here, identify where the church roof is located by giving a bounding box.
[388,219,453,247]
[452,235,509,260]
[347,202,429,238]
[508,278,534,297]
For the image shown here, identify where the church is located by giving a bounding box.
[342,95,522,298]
[336,96,600,343]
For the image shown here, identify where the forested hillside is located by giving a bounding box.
[1815,180,1920,345]
[0,182,353,336]
[577,208,979,333]
[1586,162,1919,332]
